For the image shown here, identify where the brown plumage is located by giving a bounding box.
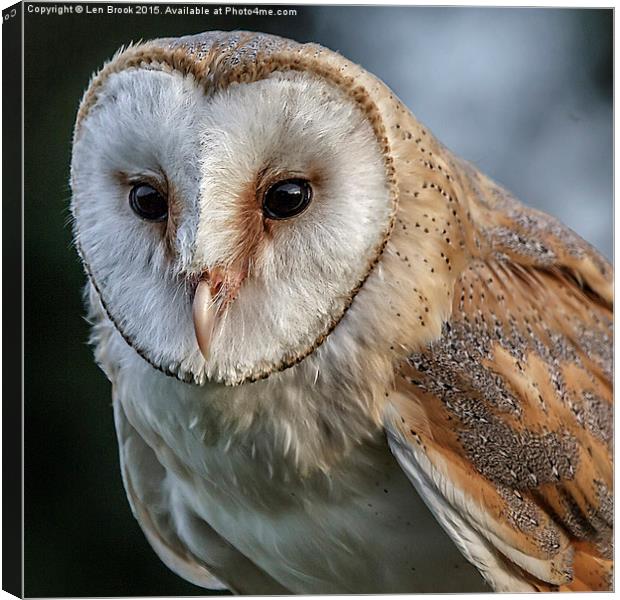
[387,153,612,591]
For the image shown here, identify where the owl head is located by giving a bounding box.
[71,31,460,386]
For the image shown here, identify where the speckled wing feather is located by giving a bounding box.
[385,169,612,591]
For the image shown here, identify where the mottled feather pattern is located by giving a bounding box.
[390,193,612,590]
[363,77,613,590]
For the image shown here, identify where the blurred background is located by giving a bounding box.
[24,5,612,597]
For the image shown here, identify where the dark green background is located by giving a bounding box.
[24,4,612,597]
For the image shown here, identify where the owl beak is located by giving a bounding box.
[192,267,244,361]
[193,278,218,361]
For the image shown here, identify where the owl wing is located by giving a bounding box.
[113,397,229,591]
[113,394,292,594]
[384,195,613,592]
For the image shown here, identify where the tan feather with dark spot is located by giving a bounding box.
[387,169,612,590]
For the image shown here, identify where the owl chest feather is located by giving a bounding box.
[110,333,485,593]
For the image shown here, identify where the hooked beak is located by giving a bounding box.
[192,267,244,361]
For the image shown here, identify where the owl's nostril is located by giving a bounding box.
[212,281,223,299]
[206,269,226,300]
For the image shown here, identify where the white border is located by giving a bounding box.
[0,2,615,600]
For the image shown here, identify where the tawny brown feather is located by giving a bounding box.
[389,172,612,591]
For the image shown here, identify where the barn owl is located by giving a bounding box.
[70,31,613,593]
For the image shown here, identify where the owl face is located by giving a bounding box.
[71,59,394,385]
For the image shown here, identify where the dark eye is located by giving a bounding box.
[129,183,168,222]
[263,179,312,220]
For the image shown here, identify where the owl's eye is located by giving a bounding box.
[129,184,168,222]
[263,179,312,220]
